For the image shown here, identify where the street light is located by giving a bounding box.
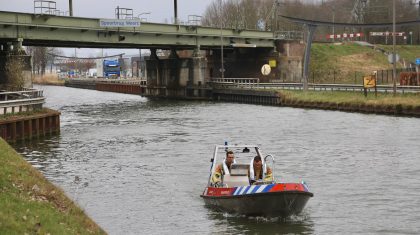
[137,12,151,78]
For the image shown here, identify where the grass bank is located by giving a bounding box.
[278,90,420,116]
[310,43,419,84]
[0,138,106,234]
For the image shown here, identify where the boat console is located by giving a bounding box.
[223,164,249,187]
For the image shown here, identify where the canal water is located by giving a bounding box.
[14,85,420,234]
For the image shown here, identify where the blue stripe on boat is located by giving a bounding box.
[232,184,276,196]
[251,185,260,194]
[262,184,275,192]
[246,185,257,194]
[256,185,267,193]
[239,186,248,195]
[233,187,241,195]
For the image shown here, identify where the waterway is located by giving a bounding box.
[14,85,420,234]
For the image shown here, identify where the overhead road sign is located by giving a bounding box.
[99,19,141,28]
[416,58,420,65]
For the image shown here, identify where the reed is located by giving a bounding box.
[32,74,65,86]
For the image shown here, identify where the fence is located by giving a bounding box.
[0,89,45,115]
[275,68,417,85]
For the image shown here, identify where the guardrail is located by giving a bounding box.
[0,89,45,115]
[210,81,420,93]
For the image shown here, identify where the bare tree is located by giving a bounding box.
[46,47,63,73]
[30,47,47,75]
[202,0,419,43]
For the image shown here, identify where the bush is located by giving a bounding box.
[4,55,25,91]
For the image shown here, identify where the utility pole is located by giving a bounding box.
[220,0,224,79]
[392,0,397,96]
[69,0,73,16]
[174,0,178,24]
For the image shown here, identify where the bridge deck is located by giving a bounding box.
[0,11,279,49]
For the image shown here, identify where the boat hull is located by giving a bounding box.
[201,183,313,217]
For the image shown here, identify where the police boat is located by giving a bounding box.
[200,145,313,217]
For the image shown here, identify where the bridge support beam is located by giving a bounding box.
[0,39,32,90]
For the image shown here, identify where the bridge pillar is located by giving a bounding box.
[0,39,32,90]
[276,40,305,82]
[145,49,161,95]
[145,48,208,98]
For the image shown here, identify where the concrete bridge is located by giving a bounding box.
[0,11,304,98]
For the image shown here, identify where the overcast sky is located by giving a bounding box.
[0,0,214,56]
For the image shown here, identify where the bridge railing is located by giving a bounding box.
[210,78,260,89]
[211,80,420,93]
[0,89,45,115]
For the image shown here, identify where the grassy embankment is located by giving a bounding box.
[33,74,65,86]
[310,43,420,84]
[0,138,106,234]
[277,90,420,115]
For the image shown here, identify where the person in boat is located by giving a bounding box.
[249,155,273,184]
[211,150,235,186]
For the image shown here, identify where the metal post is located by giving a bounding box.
[174,0,178,24]
[392,0,397,96]
[303,24,316,91]
[117,6,120,19]
[220,0,224,79]
[332,6,335,42]
[139,49,141,78]
[69,0,73,16]
[410,31,413,45]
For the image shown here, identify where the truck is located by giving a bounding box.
[103,59,120,78]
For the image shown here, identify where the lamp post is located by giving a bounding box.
[392,0,396,96]
[137,12,151,78]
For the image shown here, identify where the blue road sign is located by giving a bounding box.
[416,58,420,65]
